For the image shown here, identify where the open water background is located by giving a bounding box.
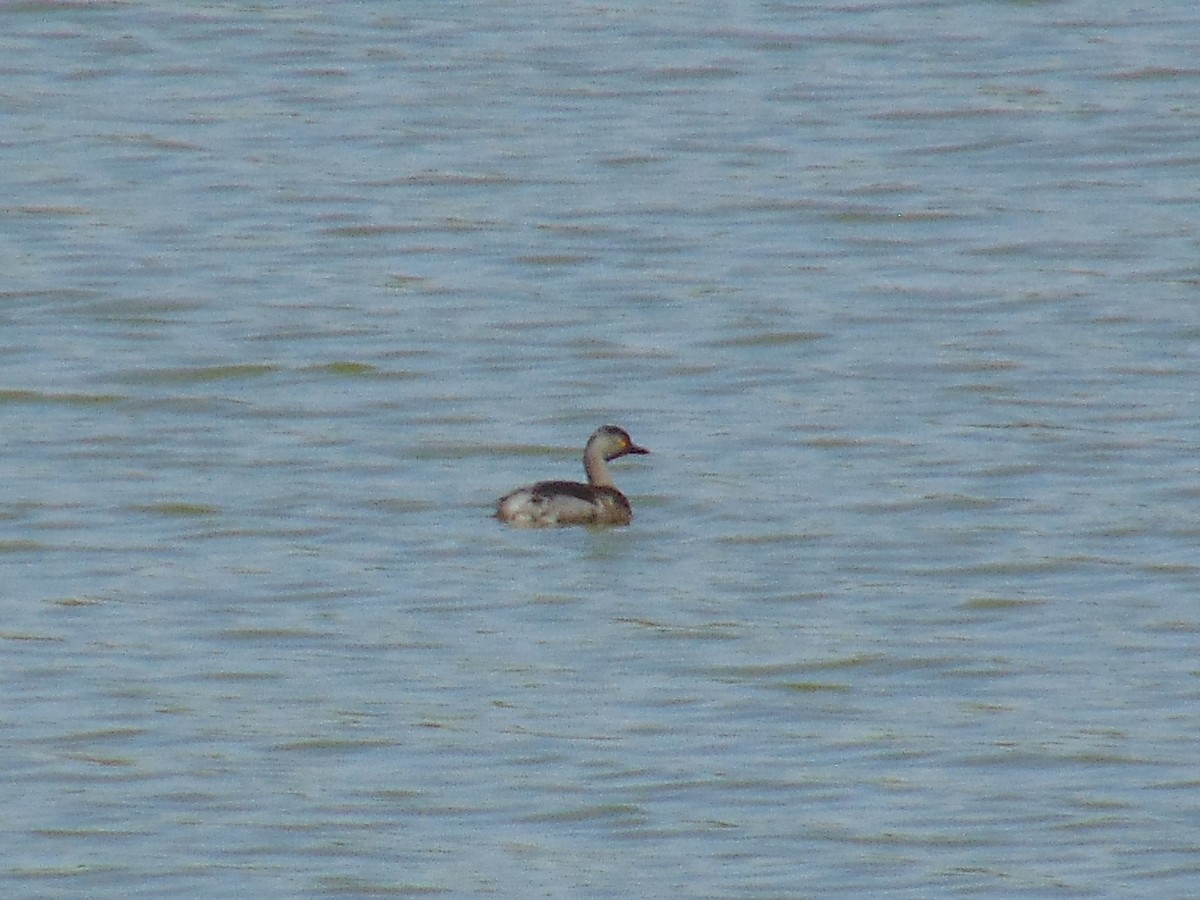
[2,1,1199,897]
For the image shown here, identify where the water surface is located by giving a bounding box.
[2,1,1199,897]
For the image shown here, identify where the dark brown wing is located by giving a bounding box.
[527,480,600,502]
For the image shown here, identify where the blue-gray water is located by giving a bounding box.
[3,2,1199,897]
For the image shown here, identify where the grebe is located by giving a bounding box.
[495,425,649,527]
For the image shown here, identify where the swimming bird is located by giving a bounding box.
[495,425,649,527]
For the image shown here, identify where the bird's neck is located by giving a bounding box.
[584,448,614,487]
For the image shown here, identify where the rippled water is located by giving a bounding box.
[3,1,1200,897]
